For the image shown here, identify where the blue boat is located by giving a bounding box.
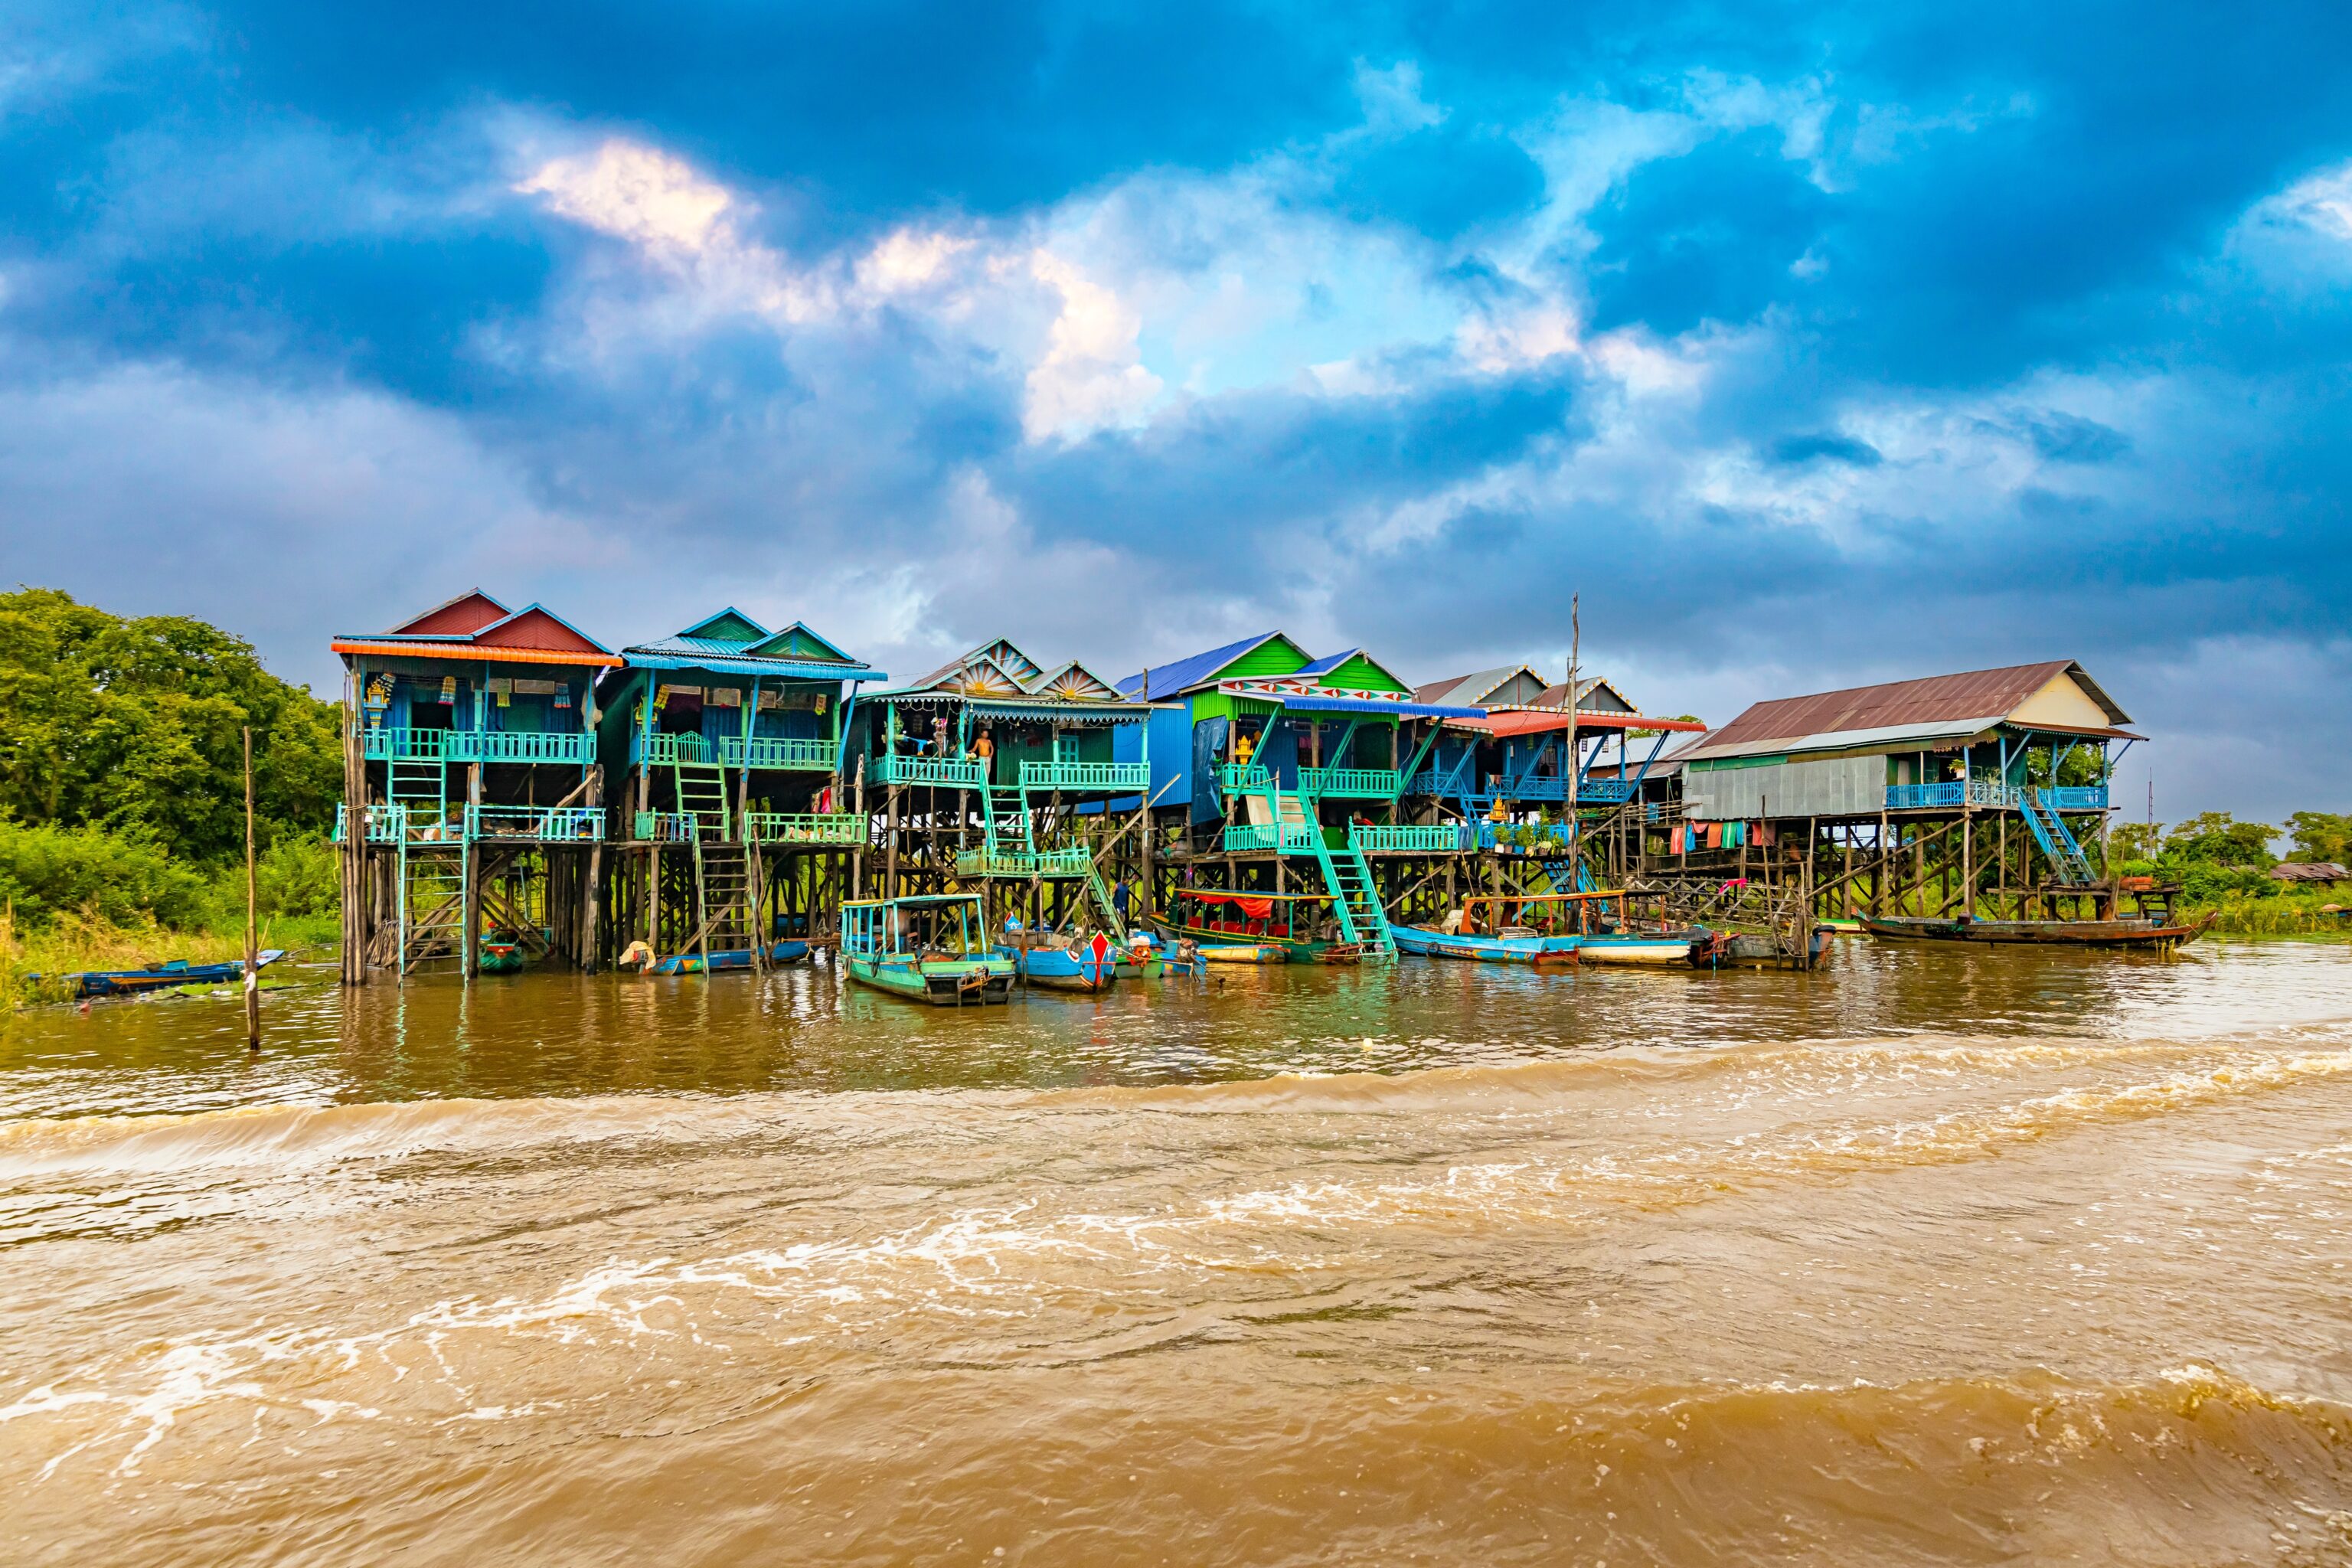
[45,949,287,1000]
[1391,895,1583,964]
[648,939,811,975]
[1000,932,1119,992]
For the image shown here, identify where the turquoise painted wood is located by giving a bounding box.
[719,736,837,771]
[873,755,988,788]
[466,805,605,841]
[742,812,868,845]
[1296,766,1402,798]
[1017,760,1149,792]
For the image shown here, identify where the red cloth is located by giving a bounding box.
[1235,897,1275,920]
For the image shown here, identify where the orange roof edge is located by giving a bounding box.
[331,640,622,668]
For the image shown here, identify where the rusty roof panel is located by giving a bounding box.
[1688,662,2129,757]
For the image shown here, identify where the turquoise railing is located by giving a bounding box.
[1296,766,1403,799]
[2043,786,2110,811]
[743,812,868,845]
[1220,822,1325,854]
[1217,763,1271,792]
[955,846,1093,877]
[1018,760,1149,793]
[1576,779,1635,802]
[872,754,988,788]
[466,805,604,841]
[465,731,593,764]
[1886,780,2020,810]
[719,736,837,771]
[364,728,591,763]
[631,811,697,842]
[363,728,459,763]
[1348,823,1466,854]
[333,802,407,843]
[634,733,717,766]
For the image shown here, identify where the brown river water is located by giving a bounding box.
[5,939,2352,1566]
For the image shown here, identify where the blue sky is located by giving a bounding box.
[2,2,2347,822]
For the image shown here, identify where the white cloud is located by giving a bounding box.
[1021,250,1164,439]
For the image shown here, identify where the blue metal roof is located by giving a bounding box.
[1293,648,1357,677]
[623,652,886,681]
[1262,693,1485,719]
[1121,631,1283,701]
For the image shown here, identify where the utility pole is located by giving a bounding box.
[1565,593,1580,891]
[243,726,260,1051]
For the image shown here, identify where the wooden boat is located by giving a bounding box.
[1000,932,1119,993]
[841,895,1015,1004]
[1577,931,1709,965]
[44,949,286,1000]
[1197,943,1290,965]
[1860,913,2213,949]
[478,933,528,974]
[1155,889,1359,963]
[1393,893,1586,964]
[649,939,811,975]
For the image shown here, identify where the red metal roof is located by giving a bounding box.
[1689,662,2132,755]
[329,640,620,668]
[1459,710,1707,738]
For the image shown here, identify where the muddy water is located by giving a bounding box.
[5,941,2351,1565]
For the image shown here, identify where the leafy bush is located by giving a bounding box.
[0,819,210,927]
[250,832,338,919]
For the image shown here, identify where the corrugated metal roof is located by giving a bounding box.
[1120,632,1282,701]
[1459,710,1708,738]
[1263,693,1485,719]
[622,652,887,681]
[1684,662,2135,760]
[1411,665,1530,707]
[1293,648,1357,677]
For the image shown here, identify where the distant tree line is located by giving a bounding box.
[0,588,341,928]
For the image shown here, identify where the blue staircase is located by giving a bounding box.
[2021,789,2097,886]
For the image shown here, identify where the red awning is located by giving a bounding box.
[332,640,622,668]
[1454,710,1708,738]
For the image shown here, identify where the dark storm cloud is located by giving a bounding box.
[1,0,2349,816]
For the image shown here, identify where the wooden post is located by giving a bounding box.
[884,784,901,899]
[243,727,261,1050]
[340,666,368,985]
[1564,593,1580,891]
[582,765,604,972]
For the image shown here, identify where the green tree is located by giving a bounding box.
[0,588,341,862]
[2161,812,2278,870]
[2286,811,2352,865]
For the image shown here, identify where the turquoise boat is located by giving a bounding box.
[649,940,811,975]
[842,895,1015,1005]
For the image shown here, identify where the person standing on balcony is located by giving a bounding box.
[932,713,950,756]
[972,727,995,781]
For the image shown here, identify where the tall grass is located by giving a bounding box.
[0,905,340,1008]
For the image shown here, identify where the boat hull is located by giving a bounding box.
[1002,941,1118,993]
[1576,933,1704,965]
[845,954,1016,1004]
[1393,926,1579,964]
[1860,915,2212,949]
[56,949,287,999]
[1197,944,1289,965]
[650,940,812,975]
[1152,917,1347,963]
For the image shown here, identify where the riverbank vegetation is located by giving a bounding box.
[2114,811,2352,936]
[0,590,341,1004]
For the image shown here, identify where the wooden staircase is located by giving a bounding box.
[684,841,761,966]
